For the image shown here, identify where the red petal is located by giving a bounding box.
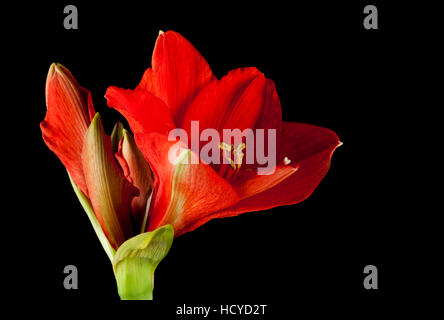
[195,122,341,220]
[40,63,95,196]
[136,133,239,237]
[105,86,175,136]
[278,122,341,163]
[254,79,282,132]
[82,114,138,249]
[115,130,153,232]
[138,31,216,124]
[181,67,265,133]
[233,163,299,200]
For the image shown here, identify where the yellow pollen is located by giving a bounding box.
[219,142,246,170]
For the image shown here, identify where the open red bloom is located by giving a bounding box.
[106,30,341,237]
[41,32,341,301]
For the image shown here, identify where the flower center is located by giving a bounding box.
[217,142,246,180]
[219,142,246,169]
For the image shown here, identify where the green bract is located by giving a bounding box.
[112,225,174,300]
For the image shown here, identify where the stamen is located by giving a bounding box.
[233,143,246,169]
[283,157,291,165]
[218,142,246,179]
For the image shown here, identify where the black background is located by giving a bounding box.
[4,0,436,317]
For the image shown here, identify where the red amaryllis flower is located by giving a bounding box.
[105,30,341,238]
[41,31,340,300]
